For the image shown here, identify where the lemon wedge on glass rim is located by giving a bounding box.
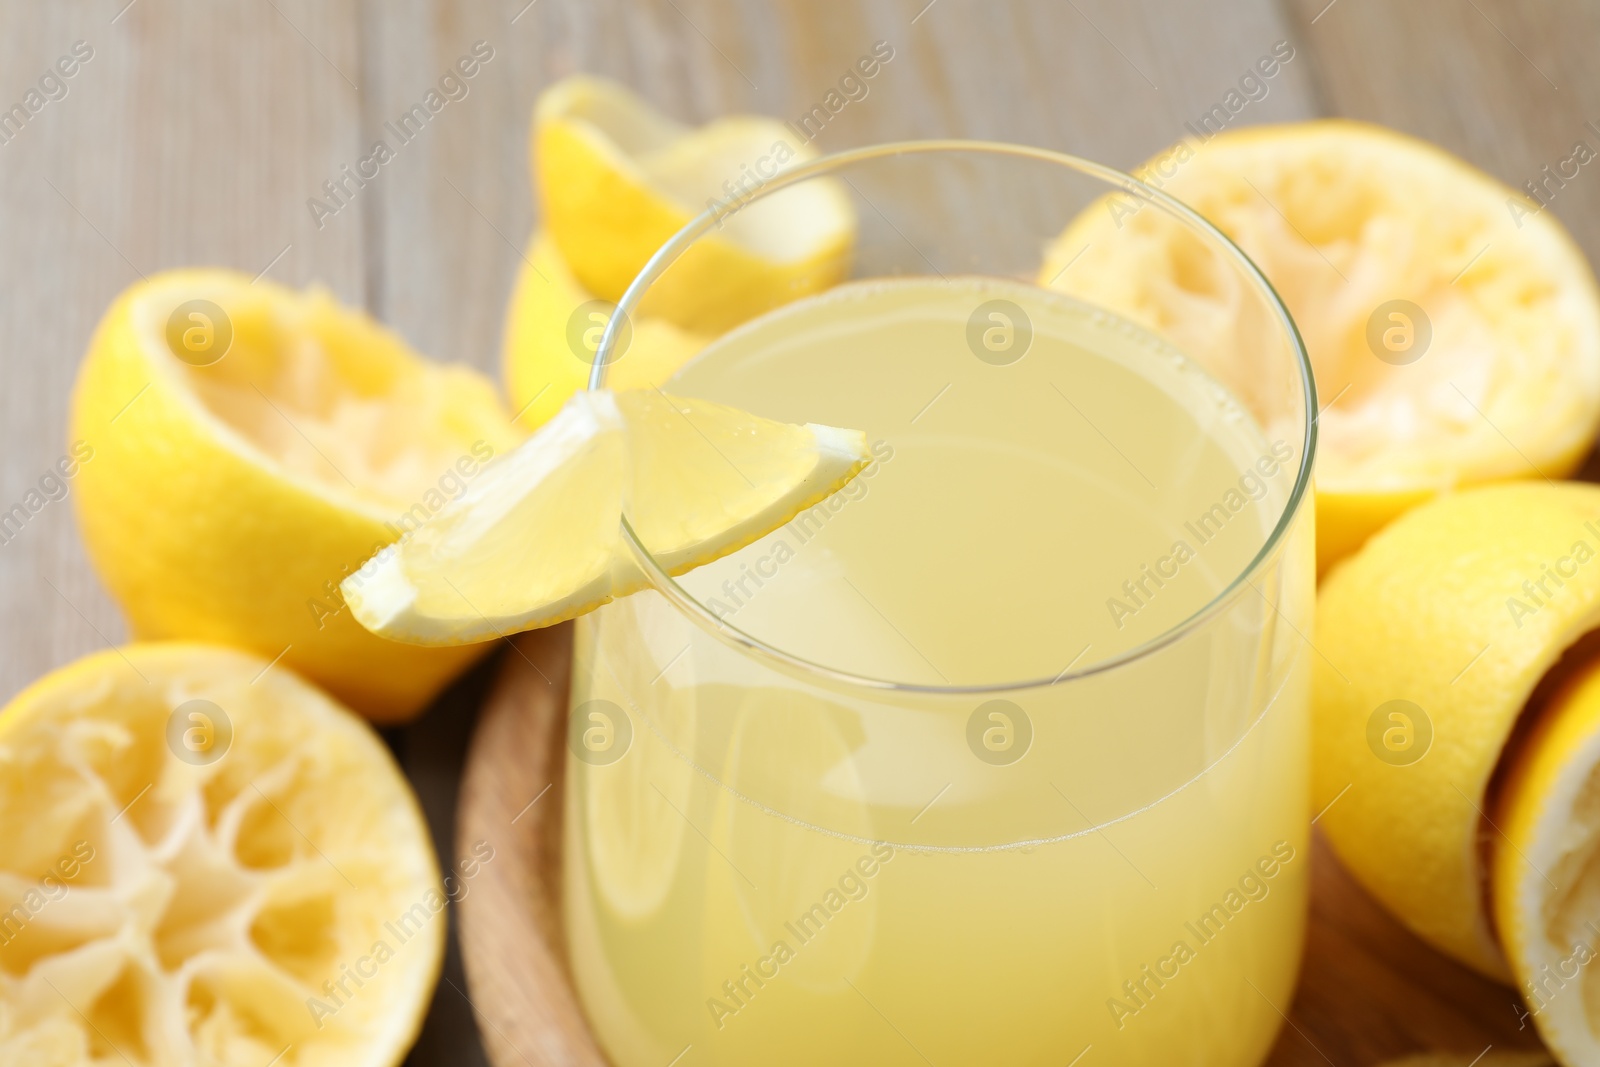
[533,74,856,334]
[342,389,872,645]
[1041,120,1600,572]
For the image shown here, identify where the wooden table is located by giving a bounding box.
[2,2,1596,1064]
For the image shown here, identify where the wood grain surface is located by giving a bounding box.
[1,2,1595,1064]
[456,624,607,1067]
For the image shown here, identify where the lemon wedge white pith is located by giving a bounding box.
[342,390,872,645]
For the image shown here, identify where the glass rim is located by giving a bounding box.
[590,138,1317,696]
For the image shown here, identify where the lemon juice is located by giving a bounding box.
[565,275,1313,1066]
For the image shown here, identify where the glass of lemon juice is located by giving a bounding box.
[565,142,1316,1067]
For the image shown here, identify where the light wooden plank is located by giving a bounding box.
[0,0,365,700]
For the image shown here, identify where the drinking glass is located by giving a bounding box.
[563,141,1316,1067]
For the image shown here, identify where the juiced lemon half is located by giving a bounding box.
[1043,120,1600,571]
[1494,653,1600,1064]
[534,75,855,334]
[0,644,443,1066]
[1313,482,1600,980]
[342,389,871,645]
[71,270,520,721]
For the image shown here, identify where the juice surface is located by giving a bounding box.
[566,275,1313,1067]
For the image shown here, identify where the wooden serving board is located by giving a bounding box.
[456,625,1549,1067]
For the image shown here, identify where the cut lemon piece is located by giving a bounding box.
[1494,653,1600,1064]
[342,389,871,645]
[534,75,856,334]
[71,270,521,722]
[502,231,709,431]
[1042,120,1600,572]
[1313,481,1600,979]
[0,644,443,1067]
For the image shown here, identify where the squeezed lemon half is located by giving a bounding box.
[534,75,856,334]
[0,644,443,1066]
[1043,120,1600,571]
[342,389,872,645]
[1313,482,1600,980]
[1494,651,1600,1064]
[71,270,520,721]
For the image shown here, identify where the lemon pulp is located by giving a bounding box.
[1044,120,1600,569]
[0,644,443,1067]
